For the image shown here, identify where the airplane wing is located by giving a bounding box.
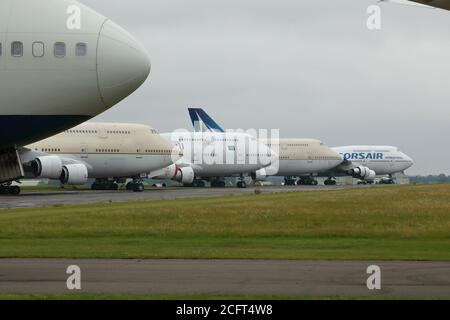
[409,0,450,10]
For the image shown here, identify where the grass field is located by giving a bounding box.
[0,184,449,260]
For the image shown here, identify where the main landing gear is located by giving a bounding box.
[324,177,337,186]
[126,179,145,192]
[211,179,226,188]
[296,176,318,186]
[284,177,297,186]
[0,183,21,195]
[184,179,207,188]
[91,179,119,191]
[236,175,247,189]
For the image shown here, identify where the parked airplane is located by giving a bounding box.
[258,138,345,186]
[0,0,151,191]
[319,146,414,185]
[15,123,180,194]
[152,130,278,188]
[187,108,344,186]
[187,108,415,186]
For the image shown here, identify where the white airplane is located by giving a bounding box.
[153,130,278,188]
[0,0,151,192]
[187,109,414,186]
[318,146,414,185]
[15,122,180,194]
[186,108,344,186]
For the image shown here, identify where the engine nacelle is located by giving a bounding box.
[153,164,195,185]
[251,169,267,182]
[350,166,376,181]
[174,167,195,185]
[31,156,63,179]
[60,164,88,185]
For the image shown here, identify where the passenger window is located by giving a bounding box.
[11,42,23,57]
[32,42,45,57]
[76,43,87,56]
[54,42,66,58]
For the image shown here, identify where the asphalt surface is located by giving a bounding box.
[0,259,449,297]
[0,185,358,209]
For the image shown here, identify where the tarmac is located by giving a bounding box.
[0,259,449,298]
[0,185,358,209]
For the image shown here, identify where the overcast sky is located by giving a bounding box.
[82,0,450,175]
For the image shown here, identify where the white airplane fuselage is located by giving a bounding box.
[161,131,276,178]
[0,0,150,149]
[333,146,414,176]
[21,123,178,181]
[262,139,344,177]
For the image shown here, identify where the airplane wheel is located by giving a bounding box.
[218,181,226,188]
[312,180,318,186]
[9,186,21,195]
[126,182,134,190]
[133,183,145,192]
[197,181,206,188]
[237,181,247,189]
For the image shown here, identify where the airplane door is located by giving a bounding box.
[80,143,89,159]
[136,144,143,159]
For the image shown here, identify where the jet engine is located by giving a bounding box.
[31,156,63,179]
[350,166,376,181]
[60,164,89,185]
[153,164,195,185]
[251,169,267,182]
[173,167,195,185]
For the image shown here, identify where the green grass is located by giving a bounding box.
[0,184,449,260]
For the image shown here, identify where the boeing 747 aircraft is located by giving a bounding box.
[187,108,414,186]
[14,123,180,194]
[187,108,343,186]
[0,0,151,191]
[153,131,277,188]
[317,146,414,185]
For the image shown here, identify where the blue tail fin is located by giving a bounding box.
[188,108,225,133]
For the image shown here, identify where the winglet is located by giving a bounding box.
[188,108,225,133]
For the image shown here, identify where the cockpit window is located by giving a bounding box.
[54,42,66,58]
[76,43,87,56]
[11,42,23,57]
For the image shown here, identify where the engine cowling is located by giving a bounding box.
[350,166,376,181]
[153,164,195,185]
[174,167,195,184]
[251,169,267,182]
[31,156,63,179]
[60,164,88,185]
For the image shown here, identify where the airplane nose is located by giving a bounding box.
[97,20,151,108]
[404,154,414,169]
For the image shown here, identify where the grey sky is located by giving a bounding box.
[83,0,450,175]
